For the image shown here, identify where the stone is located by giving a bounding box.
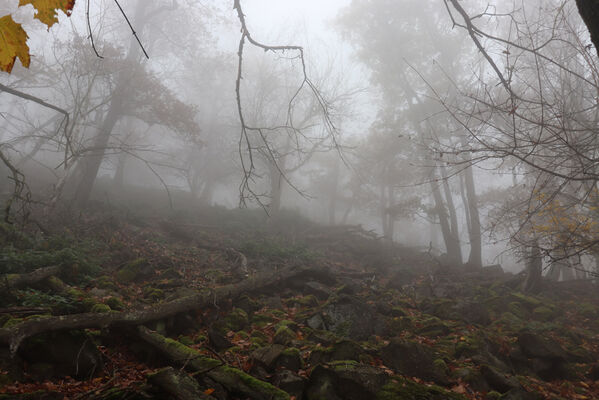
[318,294,378,340]
[273,326,296,346]
[208,326,233,351]
[303,281,331,300]
[251,345,286,370]
[381,338,447,383]
[479,365,521,393]
[305,361,389,400]
[517,331,567,361]
[20,331,103,380]
[454,301,491,325]
[274,370,306,400]
[276,348,302,372]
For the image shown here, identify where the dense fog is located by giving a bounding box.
[3,1,599,399]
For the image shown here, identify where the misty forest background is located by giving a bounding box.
[2,0,599,399]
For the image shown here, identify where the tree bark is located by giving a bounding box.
[439,164,462,264]
[0,265,328,355]
[463,158,482,268]
[2,265,61,290]
[430,167,461,265]
[576,0,599,58]
[147,367,215,400]
[522,243,543,293]
[138,327,289,400]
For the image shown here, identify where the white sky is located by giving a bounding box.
[242,0,351,43]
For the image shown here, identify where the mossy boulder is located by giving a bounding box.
[143,287,164,301]
[381,338,447,383]
[277,347,302,371]
[577,302,598,319]
[116,258,149,283]
[532,306,555,321]
[224,308,249,332]
[417,316,450,337]
[274,326,296,346]
[91,303,111,313]
[19,330,103,380]
[105,296,126,311]
[376,378,467,400]
[306,361,389,400]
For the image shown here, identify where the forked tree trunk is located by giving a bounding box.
[430,167,461,266]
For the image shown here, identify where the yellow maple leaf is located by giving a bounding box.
[19,0,76,29]
[0,15,30,73]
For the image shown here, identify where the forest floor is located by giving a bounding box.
[1,201,599,400]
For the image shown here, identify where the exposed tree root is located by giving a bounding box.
[0,265,331,355]
[147,367,215,400]
[138,327,289,400]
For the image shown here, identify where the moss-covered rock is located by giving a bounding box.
[116,258,147,283]
[143,286,164,301]
[274,326,296,346]
[532,306,555,321]
[306,361,389,400]
[91,303,111,313]
[376,379,466,400]
[224,308,249,331]
[105,296,126,311]
[577,302,598,319]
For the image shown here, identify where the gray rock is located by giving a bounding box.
[304,281,331,300]
[305,362,389,400]
[381,338,447,383]
[480,364,521,393]
[250,344,286,370]
[274,370,306,400]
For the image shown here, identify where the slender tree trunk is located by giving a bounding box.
[327,157,340,225]
[112,151,127,191]
[439,164,463,264]
[72,97,122,207]
[522,242,542,293]
[430,167,461,265]
[71,0,146,207]
[199,179,214,205]
[463,159,482,268]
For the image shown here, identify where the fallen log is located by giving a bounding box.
[0,265,328,355]
[2,265,61,289]
[138,327,289,400]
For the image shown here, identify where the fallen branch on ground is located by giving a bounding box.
[0,265,332,355]
[138,327,289,400]
[2,265,61,290]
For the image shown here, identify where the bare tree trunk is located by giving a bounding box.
[522,242,542,293]
[576,0,599,58]
[463,158,482,268]
[112,152,127,191]
[72,98,122,207]
[439,164,463,264]
[327,157,340,225]
[269,167,283,215]
[199,179,214,205]
[71,0,146,207]
[430,167,461,265]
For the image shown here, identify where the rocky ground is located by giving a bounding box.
[1,205,599,399]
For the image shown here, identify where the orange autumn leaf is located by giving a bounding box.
[0,15,30,73]
[204,388,215,395]
[1,0,76,73]
[19,0,76,29]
